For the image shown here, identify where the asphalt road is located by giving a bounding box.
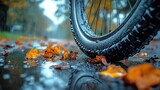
[0,39,160,90]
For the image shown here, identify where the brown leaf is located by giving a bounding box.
[51,46,62,55]
[1,50,9,56]
[0,39,8,43]
[15,40,23,45]
[61,51,70,60]
[49,62,69,70]
[44,52,53,58]
[88,55,108,65]
[70,52,78,60]
[27,42,32,47]
[3,45,13,50]
[0,44,3,47]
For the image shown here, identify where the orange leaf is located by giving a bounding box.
[70,52,78,60]
[99,64,127,78]
[51,46,62,55]
[124,63,160,90]
[62,51,69,60]
[15,40,23,45]
[26,48,41,60]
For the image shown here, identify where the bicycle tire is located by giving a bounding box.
[70,0,160,62]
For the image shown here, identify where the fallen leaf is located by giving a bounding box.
[70,52,78,60]
[0,39,8,43]
[26,48,41,60]
[52,46,62,55]
[44,52,53,58]
[88,55,108,65]
[1,50,9,56]
[27,42,32,47]
[61,51,70,60]
[99,64,127,78]
[44,44,54,58]
[15,40,23,45]
[123,63,160,90]
[0,44,3,47]
[49,62,69,70]
[3,45,13,50]
[40,41,47,46]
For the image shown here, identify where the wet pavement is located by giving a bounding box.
[0,39,160,90]
[0,39,89,90]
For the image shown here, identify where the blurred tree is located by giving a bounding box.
[54,0,73,39]
[54,0,70,19]
[0,0,9,31]
[1,0,49,37]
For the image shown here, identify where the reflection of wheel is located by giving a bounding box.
[69,71,109,90]
[69,70,138,90]
[70,0,160,61]
[69,70,160,90]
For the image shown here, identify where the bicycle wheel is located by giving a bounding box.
[70,0,160,62]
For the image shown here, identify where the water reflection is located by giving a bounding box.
[3,74,10,80]
[21,61,67,90]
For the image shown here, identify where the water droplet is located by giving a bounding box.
[23,61,27,64]
[25,76,35,85]
[96,40,99,43]
[0,58,4,63]
[40,69,54,78]
[23,65,30,68]
[0,63,4,66]
[3,65,9,69]
[3,74,10,79]
[20,73,27,78]
[21,49,24,52]
[70,65,77,69]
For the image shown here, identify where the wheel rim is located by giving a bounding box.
[83,0,138,36]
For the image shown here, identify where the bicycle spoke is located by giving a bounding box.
[85,0,138,35]
[85,0,90,9]
[101,0,107,35]
[95,0,103,34]
[109,0,112,32]
[88,0,95,24]
[91,0,102,34]
[95,12,99,34]
[127,0,132,10]
[115,0,120,25]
